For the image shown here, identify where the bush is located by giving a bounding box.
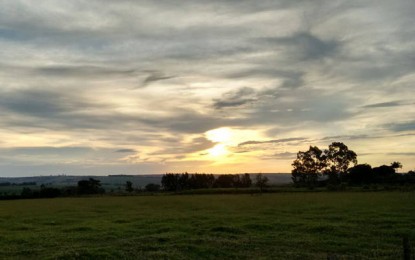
[145,183,160,192]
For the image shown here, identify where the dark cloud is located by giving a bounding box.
[239,138,308,146]
[36,65,137,78]
[388,121,415,132]
[227,70,305,89]
[362,101,403,108]
[150,137,214,155]
[213,87,256,109]
[1,147,93,156]
[141,71,176,87]
[319,135,370,141]
[115,149,136,153]
[259,32,340,61]
[259,152,298,160]
[386,152,415,156]
[272,152,297,159]
[0,88,122,130]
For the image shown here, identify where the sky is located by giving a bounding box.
[0,0,414,177]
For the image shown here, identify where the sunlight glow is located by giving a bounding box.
[206,127,232,143]
[208,144,228,157]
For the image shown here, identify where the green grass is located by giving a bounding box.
[1,192,414,259]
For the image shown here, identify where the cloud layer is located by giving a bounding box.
[0,0,414,176]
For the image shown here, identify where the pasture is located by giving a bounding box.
[1,192,414,259]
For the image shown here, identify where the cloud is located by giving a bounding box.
[238,137,308,146]
[36,65,137,78]
[319,135,371,141]
[115,149,136,153]
[1,0,415,175]
[150,137,214,155]
[362,101,404,108]
[388,121,415,132]
[386,152,415,156]
[141,71,176,87]
[263,152,298,160]
[213,87,256,109]
[259,32,340,61]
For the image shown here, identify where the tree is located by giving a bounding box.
[390,161,402,170]
[77,178,104,195]
[292,142,357,187]
[348,164,373,185]
[125,181,133,193]
[324,142,357,184]
[189,174,215,189]
[240,173,252,188]
[373,165,396,183]
[255,173,269,193]
[292,146,326,187]
[214,174,235,188]
[161,173,180,191]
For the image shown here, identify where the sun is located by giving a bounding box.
[206,127,232,143]
[205,128,233,158]
[208,144,228,157]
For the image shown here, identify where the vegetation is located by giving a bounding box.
[125,181,134,193]
[0,192,414,259]
[255,173,269,193]
[161,173,252,192]
[0,178,105,200]
[292,142,415,188]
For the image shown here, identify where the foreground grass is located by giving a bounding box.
[1,192,414,259]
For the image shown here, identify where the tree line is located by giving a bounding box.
[0,178,105,200]
[161,173,254,191]
[292,142,415,188]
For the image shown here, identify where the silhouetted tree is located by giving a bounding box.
[189,174,215,189]
[292,146,326,187]
[214,174,235,188]
[373,165,396,183]
[240,173,252,188]
[405,170,415,184]
[292,142,357,187]
[324,142,357,184]
[390,161,402,171]
[348,164,373,185]
[77,178,104,195]
[255,173,269,193]
[161,173,180,191]
[178,172,190,190]
[125,181,133,193]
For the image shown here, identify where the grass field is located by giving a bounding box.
[1,192,415,259]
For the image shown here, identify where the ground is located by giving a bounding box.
[1,192,414,259]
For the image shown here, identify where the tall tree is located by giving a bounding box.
[292,142,357,187]
[292,146,326,187]
[240,173,252,188]
[324,142,357,184]
[161,173,180,191]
